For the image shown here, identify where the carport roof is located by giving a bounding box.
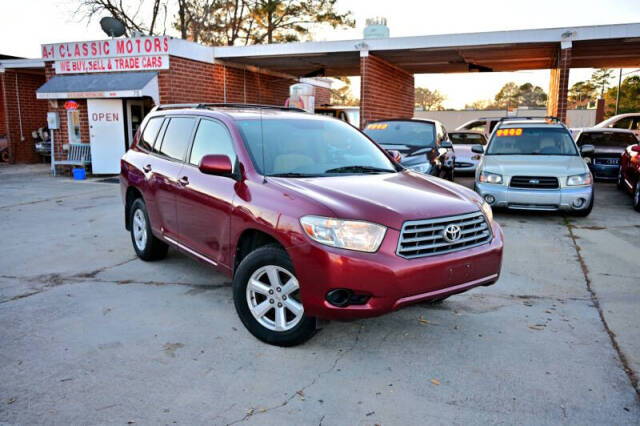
[213,23,640,76]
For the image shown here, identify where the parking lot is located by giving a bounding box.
[0,164,639,425]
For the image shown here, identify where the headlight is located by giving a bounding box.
[479,171,503,184]
[408,163,432,174]
[566,173,593,186]
[480,200,493,224]
[300,216,387,252]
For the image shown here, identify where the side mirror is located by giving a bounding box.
[199,154,233,177]
[441,140,453,149]
[581,144,595,156]
[471,144,484,154]
[631,145,640,153]
[388,149,402,163]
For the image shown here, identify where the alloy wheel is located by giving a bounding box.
[132,208,148,251]
[246,265,304,332]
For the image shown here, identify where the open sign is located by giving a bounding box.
[64,100,79,111]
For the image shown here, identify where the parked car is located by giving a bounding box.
[448,131,487,173]
[618,142,640,211]
[574,128,639,180]
[473,117,594,216]
[315,105,360,127]
[120,104,503,346]
[363,118,455,180]
[594,113,640,138]
[456,117,502,139]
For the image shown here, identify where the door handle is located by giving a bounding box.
[143,164,152,173]
[178,176,189,186]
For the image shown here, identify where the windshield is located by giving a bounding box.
[486,127,578,156]
[364,121,436,147]
[578,132,638,148]
[236,117,396,177]
[449,132,485,145]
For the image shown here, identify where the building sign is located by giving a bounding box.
[42,36,170,74]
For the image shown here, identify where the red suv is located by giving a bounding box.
[120,104,504,346]
[618,142,640,211]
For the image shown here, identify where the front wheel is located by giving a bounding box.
[233,245,316,346]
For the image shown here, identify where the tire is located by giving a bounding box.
[573,190,594,217]
[1,150,8,163]
[233,245,316,346]
[129,198,168,261]
[616,166,624,190]
[633,181,640,212]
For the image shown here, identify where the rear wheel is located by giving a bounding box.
[233,245,316,346]
[129,198,168,261]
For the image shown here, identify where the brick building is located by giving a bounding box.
[0,37,330,172]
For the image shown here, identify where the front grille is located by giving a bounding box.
[510,176,559,189]
[594,157,620,166]
[397,211,492,259]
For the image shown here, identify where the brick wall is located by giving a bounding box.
[360,54,414,128]
[314,86,331,106]
[0,79,6,137]
[546,47,571,123]
[1,69,48,163]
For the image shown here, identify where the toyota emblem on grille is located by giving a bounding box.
[443,224,462,243]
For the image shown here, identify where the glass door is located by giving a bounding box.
[126,100,146,149]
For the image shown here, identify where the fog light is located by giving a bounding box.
[484,194,496,205]
[573,198,585,208]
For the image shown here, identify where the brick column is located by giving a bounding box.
[360,53,414,128]
[595,98,605,124]
[546,47,571,123]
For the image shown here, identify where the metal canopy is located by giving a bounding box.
[213,23,640,76]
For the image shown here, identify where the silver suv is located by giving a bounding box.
[473,117,594,216]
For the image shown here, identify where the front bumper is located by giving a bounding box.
[287,221,503,320]
[475,182,593,211]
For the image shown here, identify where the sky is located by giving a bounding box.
[1,0,639,109]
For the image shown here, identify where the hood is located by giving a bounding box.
[270,171,480,230]
[481,155,588,177]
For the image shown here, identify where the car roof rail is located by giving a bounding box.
[151,103,306,113]
[499,116,561,123]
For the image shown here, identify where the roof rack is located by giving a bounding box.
[151,103,306,113]
[498,116,561,123]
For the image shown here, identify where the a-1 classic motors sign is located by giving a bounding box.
[41,36,170,74]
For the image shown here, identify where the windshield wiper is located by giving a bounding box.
[324,165,396,174]
[268,172,319,178]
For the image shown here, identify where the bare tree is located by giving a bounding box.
[76,0,169,36]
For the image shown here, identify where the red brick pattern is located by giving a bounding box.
[0,79,6,137]
[359,54,414,128]
[546,48,571,123]
[1,69,48,163]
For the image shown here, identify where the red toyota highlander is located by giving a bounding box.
[120,104,503,346]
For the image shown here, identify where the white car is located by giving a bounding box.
[594,113,640,138]
[474,118,594,216]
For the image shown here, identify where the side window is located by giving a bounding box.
[435,123,444,144]
[613,118,632,129]
[632,117,640,131]
[139,117,163,151]
[189,119,236,167]
[158,117,196,161]
[467,121,486,133]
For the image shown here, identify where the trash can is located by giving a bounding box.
[72,168,86,180]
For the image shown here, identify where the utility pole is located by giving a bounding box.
[615,68,622,116]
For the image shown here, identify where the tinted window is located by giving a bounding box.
[612,118,632,129]
[189,119,236,167]
[236,117,395,177]
[465,121,486,132]
[577,132,638,148]
[449,133,486,145]
[139,117,163,151]
[364,121,436,147]
[158,117,195,161]
[486,127,578,156]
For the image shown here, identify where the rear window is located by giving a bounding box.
[449,132,485,145]
[139,117,163,151]
[158,117,195,161]
[486,127,578,156]
[578,132,638,148]
[364,121,436,147]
